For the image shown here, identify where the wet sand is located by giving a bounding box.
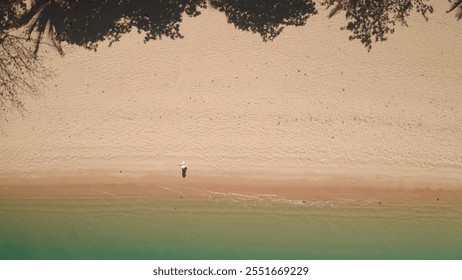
[1,170,461,204]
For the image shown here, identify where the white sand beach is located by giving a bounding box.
[1,0,461,196]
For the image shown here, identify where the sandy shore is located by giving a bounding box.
[0,1,461,199]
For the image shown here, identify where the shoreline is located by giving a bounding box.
[1,168,461,204]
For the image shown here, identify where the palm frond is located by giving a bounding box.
[18,0,49,27]
[446,0,462,14]
[328,3,344,18]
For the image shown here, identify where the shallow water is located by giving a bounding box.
[1,194,461,259]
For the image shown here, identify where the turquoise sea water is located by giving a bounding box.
[1,195,461,259]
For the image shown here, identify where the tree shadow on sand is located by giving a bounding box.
[21,0,319,50]
[14,0,460,54]
[1,0,48,121]
[1,0,461,120]
[2,0,207,119]
[209,0,317,41]
[19,0,207,55]
[321,0,434,50]
[447,0,462,20]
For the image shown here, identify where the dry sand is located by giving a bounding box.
[0,1,461,200]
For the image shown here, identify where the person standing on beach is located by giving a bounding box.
[179,161,187,178]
